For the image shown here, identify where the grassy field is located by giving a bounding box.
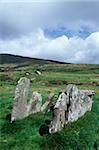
[0,63,99,150]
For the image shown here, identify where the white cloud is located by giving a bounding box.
[0,29,99,64]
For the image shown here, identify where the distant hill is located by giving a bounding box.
[0,54,70,65]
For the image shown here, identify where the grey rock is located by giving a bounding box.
[49,92,67,133]
[11,77,42,121]
[35,70,41,75]
[11,77,30,122]
[49,84,94,133]
[26,91,42,115]
[41,93,54,112]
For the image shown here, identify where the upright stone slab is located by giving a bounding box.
[41,93,54,112]
[49,84,94,133]
[11,77,30,122]
[49,92,67,133]
[26,92,42,115]
[65,84,80,123]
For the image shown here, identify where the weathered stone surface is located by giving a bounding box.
[49,84,94,133]
[26,92,42,115]
[41,93,54,112]
[66,86,94,123]
[49,92,67,133]
[11,77,30,122]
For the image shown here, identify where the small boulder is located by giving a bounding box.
[35,70,41,75]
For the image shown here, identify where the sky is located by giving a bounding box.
[0,0,99,64]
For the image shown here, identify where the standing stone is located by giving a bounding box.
[65,84,80,123]
[66,85,94,123]
[11,77,30,122]
[41,93,54,112]
[26,92,42,115]
[49,84,94,133]
[49,92,67,133]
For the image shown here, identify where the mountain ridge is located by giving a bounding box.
[0,53,71,64]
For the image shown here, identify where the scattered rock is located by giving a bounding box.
[30,78,36,83]
[25,72,30,76]
[35,70,41,75]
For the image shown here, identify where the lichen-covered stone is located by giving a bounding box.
[49,92,67,133]
[26,92,42,115]
[49,84,94,133]
[11,77,30,122]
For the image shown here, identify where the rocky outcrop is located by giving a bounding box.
[49,84,95,133]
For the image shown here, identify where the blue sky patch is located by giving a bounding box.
[44,26,96,39]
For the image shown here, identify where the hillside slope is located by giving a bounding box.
[0,54,69,65]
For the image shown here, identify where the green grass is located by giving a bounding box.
[0,63,99,150]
